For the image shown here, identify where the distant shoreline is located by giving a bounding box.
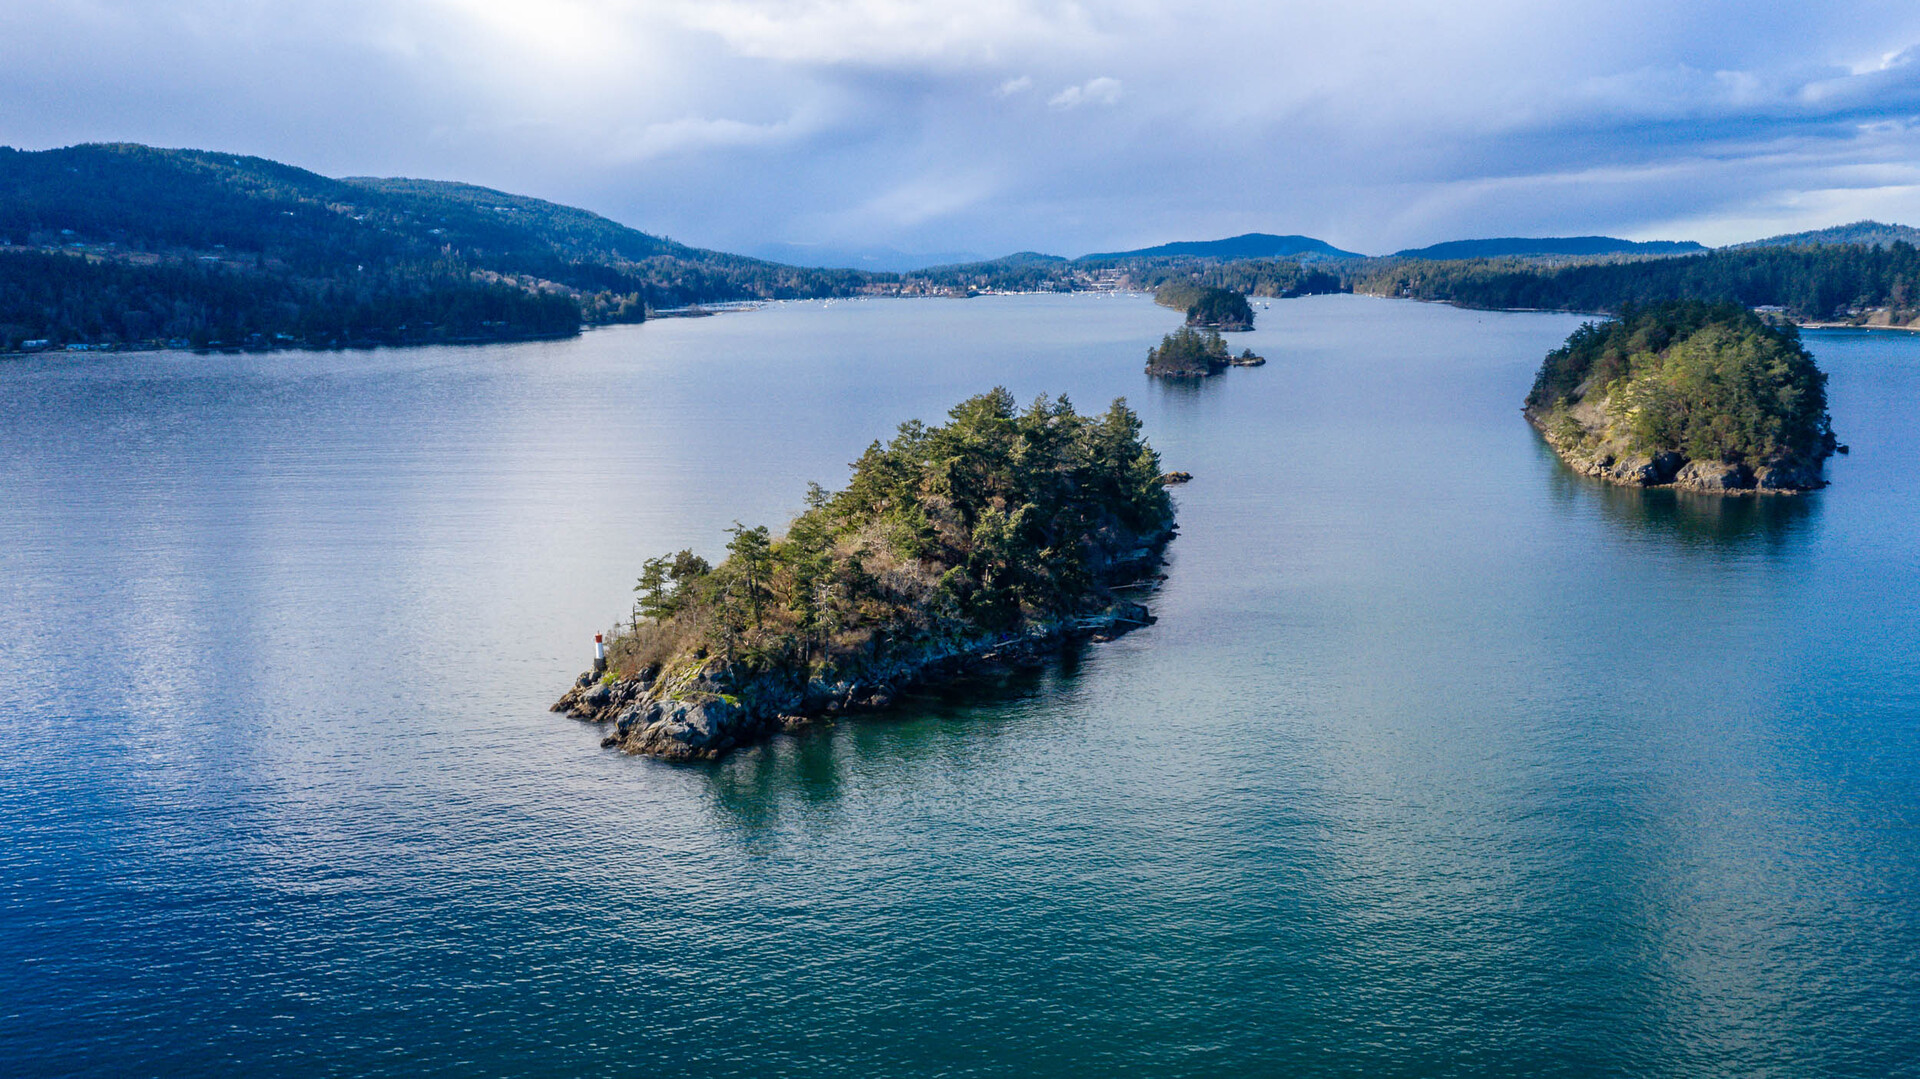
[1796,320,1920,333]
[1,329,583,358]
[17,293,1919,360]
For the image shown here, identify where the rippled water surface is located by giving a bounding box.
[3,295,1917,1077]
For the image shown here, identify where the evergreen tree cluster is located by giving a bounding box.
[1531,301,1835,466]
[1347,243,1920,320]
[0,250,582,350]
[1154,284,1255,329]
[1145,326,1232,376]
[609,390,1174,679]
[1125,260,1341,299]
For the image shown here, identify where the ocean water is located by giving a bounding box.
[2,294,1916,1077]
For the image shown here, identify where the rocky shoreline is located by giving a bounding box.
[553,583,1164,761]
[1524,405,1826,493]
[555,507,1176,761]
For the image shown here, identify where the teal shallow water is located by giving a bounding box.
[1,294,1916,1076]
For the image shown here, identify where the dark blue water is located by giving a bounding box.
[3,295,1916,1077]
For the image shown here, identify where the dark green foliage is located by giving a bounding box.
[1078,233,1362,261]
[0,143,882,350]
[1145,326,1231,376]
[1528,301,1744,410]
[1155,284,1254,329]
[611,391,1174,677]
[1531,301,1835,466]
[1190,288,1253,329]
[1346,242,1920,320]
[0,249,580,350]
[1733,220,1920,250]
[634,550,712,621]
[0,142,1357,337]
[1123,259,1341,299]
[1391,237,1705,259]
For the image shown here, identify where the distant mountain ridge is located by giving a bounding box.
[1732,220,1920,250]
[0,142,874,351]
[747,241,993,272]
[1392,236,1706,260]
[926,251,1069,271]
[1077,232,1364,261]
[0,143,858,302]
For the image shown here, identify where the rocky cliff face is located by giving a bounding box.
[1522,302,1836,495]
[1525,391,1825,493]
[555,525,1174,761]
[553,595,1160,761]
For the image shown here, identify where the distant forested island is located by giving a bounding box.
[1526,301,1837,492]
[553,390,1177,759]
[1145,326,1263,377]
[1154,284,1255,330]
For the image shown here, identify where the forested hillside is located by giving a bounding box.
[1390,236,1704,259]
[1346,243,1920,320]
[0,143,873,351]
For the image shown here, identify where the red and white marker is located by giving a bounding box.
[593,633,607,673]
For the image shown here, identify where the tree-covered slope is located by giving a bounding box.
[1391,236,1704,259]
[1346,242,1920,320]
[0,143,876,350]
[554,390,1177,759]
[1079,233,1364,261]
[1525,302,1836,491]
[1732,221,1920,250]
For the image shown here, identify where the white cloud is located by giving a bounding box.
[612,112,821,160]
[1048,77,1122,109]
[667,0,1097,67]
[5,0,1920,256]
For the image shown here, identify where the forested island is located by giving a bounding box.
[1525,301,1838,492]
[1144,326,1263,376]
[1154,284,1255,330]
[552,390,1178,760]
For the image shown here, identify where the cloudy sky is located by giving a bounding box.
[6,1,1920,266]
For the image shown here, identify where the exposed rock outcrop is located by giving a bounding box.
[553,593,1162,761]
[1526,395,1827,494]
[1523,302,1835,494]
